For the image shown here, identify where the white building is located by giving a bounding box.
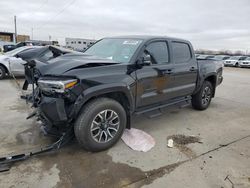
[65,38,96,52]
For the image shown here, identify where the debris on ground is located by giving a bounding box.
[121,128,155,152]
[167,139,174,148]
[167,134,202,145]
[167,134,203,158]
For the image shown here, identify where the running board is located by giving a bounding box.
[135,96,191,115]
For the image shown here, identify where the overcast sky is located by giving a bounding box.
[0,0,250,51]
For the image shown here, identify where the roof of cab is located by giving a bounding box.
[106,35,190,43]
[105,35,186,41]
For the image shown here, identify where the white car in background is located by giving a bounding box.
[239,57,250,68]
[197,54,215,60]
[0,46,40,79]
[224,56,247,67]
[213,55,231,61]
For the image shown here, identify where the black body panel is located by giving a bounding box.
[23,36,223,132]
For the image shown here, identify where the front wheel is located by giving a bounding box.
[0,66,6,80]
[74,98,127,152]
[192,81,213,110]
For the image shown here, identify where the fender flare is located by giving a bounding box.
[194,72,217,95]
[73,83,135,118]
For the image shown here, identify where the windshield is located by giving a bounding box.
[215,56,226,60]
[229,56,242,60]
[5,47,32,56]
[215,56,224,60]
[84,38,143,63]
[245,57,250,61]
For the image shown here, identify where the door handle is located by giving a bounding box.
[154,68,173,76]
[161,69,173,75]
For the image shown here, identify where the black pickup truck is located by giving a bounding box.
[23,36,223,152]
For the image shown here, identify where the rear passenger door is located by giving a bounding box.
[135,40,176,108]
[170,41,198,97]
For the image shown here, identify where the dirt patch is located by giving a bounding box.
[167,135,202,158]
[128,161,184,187]
[168,135,202,145]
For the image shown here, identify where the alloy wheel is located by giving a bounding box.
[201,86,211,105]
[90,109,120,143]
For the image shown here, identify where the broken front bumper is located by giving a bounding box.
[37,96,76,136]
[39,97,68,124]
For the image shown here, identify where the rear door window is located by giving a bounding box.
[172,42,192,63]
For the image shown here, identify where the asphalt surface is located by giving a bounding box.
[0,67,249,188]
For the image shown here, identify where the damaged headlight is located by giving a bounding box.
[38,78,78,93]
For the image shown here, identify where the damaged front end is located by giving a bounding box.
[0,61,81,172]
[22,60,83,137]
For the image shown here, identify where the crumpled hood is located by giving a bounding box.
[37,54,119,75]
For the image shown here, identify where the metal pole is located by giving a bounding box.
[31,27,33,40]
[14,15,17,43]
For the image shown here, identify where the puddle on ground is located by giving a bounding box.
[167,134,202,159]
[33,143,183,188]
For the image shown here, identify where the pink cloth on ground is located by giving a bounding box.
[121,128,155,152]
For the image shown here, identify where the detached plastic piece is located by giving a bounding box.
[0,129,74,173]
[167,139,174,148]
[121,128,155,152]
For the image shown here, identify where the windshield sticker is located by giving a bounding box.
[106,56,113,60]
[123,40,140,45]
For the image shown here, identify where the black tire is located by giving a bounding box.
[192,81,213,110]
[0,65,6,80]
[74,97,127,152]
[235,62,240,68]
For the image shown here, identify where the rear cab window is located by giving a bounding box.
[171,41,192,63]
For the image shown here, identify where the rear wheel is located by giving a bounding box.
[74,98,126,152]
[192,81,213,110]
[0,66,6,80]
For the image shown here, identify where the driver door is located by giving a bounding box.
[135,40,175,108]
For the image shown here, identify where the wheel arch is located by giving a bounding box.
[74,84,134,129]
[0,63,9,74]
[204,74,217,97]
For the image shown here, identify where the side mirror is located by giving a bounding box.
[142,54,152,66]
